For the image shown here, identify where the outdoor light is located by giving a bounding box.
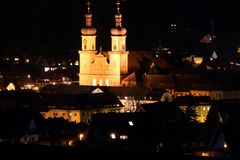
[224,143,228,149]
[120,135,128,140]
[128,121,134,126]
[201,152,209,157]
[79,133,84,141]
[110,133,116,139]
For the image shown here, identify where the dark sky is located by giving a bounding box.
[0,0,239,55]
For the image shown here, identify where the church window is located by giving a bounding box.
[84,45,87,50]
[92,44,94,50]
[122,45,125,50]
[114,46,117,50]
[105,79,109,86]
[93,79,97,86]
[99,79,103,86]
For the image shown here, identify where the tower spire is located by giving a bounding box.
[84,1,92,27]
[110,0,127,51]
[116,0,120,15]
[81,0,96,34]
[80,0,96,51]
[87,1,91,14]
[115,0,122,28]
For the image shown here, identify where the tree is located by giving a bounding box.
[184,105,198,123]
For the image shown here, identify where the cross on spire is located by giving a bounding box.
[87,1,91,13]
[116,0,120,14]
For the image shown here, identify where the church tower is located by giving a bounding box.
[79,1,97,86]
[79,1,129,86]
[109,0,129,75]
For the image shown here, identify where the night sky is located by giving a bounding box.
[0,0,239,55]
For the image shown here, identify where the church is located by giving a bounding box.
[78,1,129,87]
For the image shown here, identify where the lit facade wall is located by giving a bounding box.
[210,90,223,100]
[41,109,80,123]
[41,108,122,124]
[173,90,210,97]
[190,90,210,96]
[79,51,122,86]
[79,1,128,87]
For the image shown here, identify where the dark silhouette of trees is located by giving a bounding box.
[206,103,221,124]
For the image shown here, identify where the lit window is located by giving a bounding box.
[105,79,109,86]
[99,79,103,86]
[14,58,19,61]
[201,152,209,157]
[75,61,79,66]
[93,79,97,86]
[79,133,84,141]
[44,67,50,72]
[120,135,128,140]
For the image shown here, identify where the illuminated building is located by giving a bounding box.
[41,109,81,123]
[79,1,128,86]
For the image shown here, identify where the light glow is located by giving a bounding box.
[110,133,116,139]
[128,121,134,126]
[79,133,84,141]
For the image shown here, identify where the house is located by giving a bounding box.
[40,91,124,124]
[0,108,51,145]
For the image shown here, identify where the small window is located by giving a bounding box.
[105,79,109,86]
[93,79,97,86]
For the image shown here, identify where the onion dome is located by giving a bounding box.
[81,1,96,35]
[111,1,127,36]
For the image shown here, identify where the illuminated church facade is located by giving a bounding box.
[79,1,129,86]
